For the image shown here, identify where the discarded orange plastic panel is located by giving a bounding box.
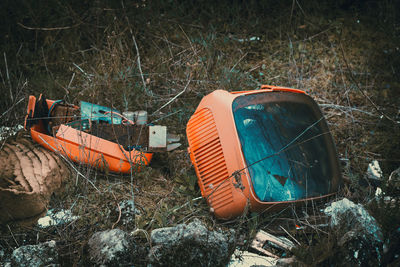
[186,85,341,219]
[25,95,152,173]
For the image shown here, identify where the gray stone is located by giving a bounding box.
[87,228,135,266]
[11,240,59,267]
[324,198,383,266]
[148,218,235,267]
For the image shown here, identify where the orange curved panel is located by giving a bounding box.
[31,125,152,173]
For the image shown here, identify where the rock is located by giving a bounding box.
[11,240,59,267]
[87,228,135,266]
[148,218,235,267]
[324,198,383,266]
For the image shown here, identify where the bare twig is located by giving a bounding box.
[151,77,191,115]
[339,41,398,124]
[179,24,197,56]
[112,192,122,229]
[73,63,92,82]
[280,226,301,246]
[121,0,152,97]
[230,52,248,72]
[67,72,75,91]
[17,22,81,31]
[3,52,13,101]
[7,224,19,246]
[170,196,203,213]
[149,109,182,124]
[0,97,24,119]
[38,135,101,193]
[131,228,151,247]
[319,103,378,117]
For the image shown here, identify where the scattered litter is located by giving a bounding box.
[186,85,342,219]
[24,95,181,174]
[367,160,383,181]
[37,209,79,228]
[237,36,261,42]
[228,250,277,267]
[375,187,383,197]
[251,230,295,258]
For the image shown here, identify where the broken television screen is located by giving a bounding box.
[233,92,336,202]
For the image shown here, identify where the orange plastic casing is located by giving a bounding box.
[26,96,152,173]
[186,85,339,219]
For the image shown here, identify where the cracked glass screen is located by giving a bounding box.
[233,93,333,202]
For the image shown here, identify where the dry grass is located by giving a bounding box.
[0,0,399,266]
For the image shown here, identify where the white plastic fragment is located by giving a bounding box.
[367,160,383,180]
[149,125,167,150]
[237,36,261,42]
[37,209,79,228]
[228,250,277,267]
[375,187,383,197]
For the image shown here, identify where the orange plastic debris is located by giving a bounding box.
[25,96,152,173]
[186,85,341,219]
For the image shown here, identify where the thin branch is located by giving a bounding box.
[121,0,152,97]
[339,40,398,124]
[151,77,191,115]
[0,98,24,119]
[112,192,122,229]
[17,22,81,31]
[319,103,378,117]
[3,52,13,101]
[38,135,101,193]
[230,52,248,72]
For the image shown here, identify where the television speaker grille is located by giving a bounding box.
[187,108,234,211]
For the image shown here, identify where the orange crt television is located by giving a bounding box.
[186,85,342,219]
